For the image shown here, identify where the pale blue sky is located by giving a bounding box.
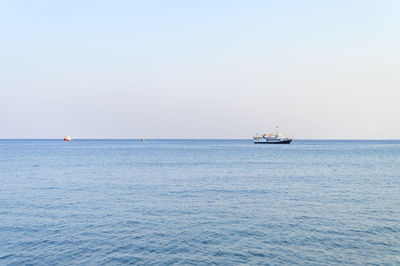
[1,0,399,139]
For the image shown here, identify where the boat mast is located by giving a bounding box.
[276,126,279,136]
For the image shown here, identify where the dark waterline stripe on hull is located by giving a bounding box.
[254,140,292,144]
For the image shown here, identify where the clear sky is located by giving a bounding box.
[1,0,399,139]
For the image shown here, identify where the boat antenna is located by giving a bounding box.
[276,126,279,135]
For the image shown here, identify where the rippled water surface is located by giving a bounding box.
[1,139,400,265]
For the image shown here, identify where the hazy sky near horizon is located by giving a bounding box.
[1,0,399,139]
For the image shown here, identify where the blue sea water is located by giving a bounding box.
[1,139,400,265]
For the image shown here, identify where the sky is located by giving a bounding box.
[1,0,399,139]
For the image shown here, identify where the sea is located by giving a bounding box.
[1,139,399,265]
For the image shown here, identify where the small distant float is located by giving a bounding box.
[64,135,71,141]
[253,127,292,144]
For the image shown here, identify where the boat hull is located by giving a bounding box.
[254,139,292,144]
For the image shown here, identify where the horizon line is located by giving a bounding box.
[1,138,400,141]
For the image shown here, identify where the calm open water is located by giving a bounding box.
[1,139,400,265]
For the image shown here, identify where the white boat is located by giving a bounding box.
[64,135,71,141]
[253,127,292,144]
